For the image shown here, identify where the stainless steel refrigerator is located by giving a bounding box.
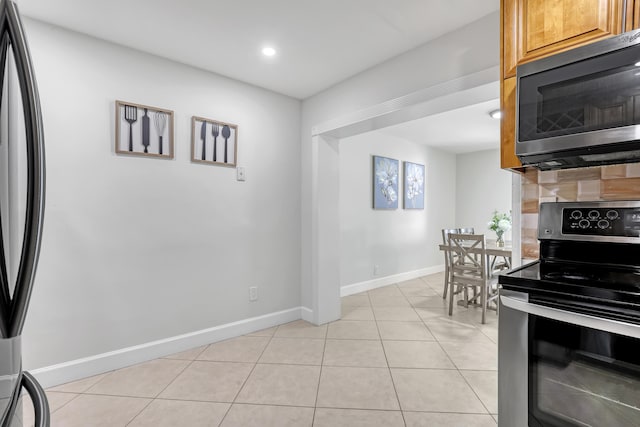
[0,0,49,425]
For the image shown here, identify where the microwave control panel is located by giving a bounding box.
[562,208,640,237]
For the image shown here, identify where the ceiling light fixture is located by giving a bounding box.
[489,109,502,119]
[635,61,640,66]
[262,47,276,57]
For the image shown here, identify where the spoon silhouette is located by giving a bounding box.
[222,125,231,163]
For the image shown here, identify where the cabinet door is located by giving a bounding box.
[628,0,640,30]
[504,0,624,78]
[500,77,521,169]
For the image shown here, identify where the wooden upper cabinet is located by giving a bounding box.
[500,77,520,169]
[503,0,624,78]
[629,0,640,30]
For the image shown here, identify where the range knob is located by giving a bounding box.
[588,210,600,220]
[579,219,590,229]
[598,219,610,229]
[570,210,582,219]
[606,210,619,220]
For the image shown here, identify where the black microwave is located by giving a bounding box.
[517,29,640,170]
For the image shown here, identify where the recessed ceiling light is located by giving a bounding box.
[262,47,276,57]
[489,109,502,119]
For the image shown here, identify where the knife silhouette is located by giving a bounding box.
[141,108,150,153]
[200,121,207,160]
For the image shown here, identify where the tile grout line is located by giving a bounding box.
[418,276,497,420]
[311,313,329,426]
[458,370,494,417]
[217,327,279,426]
[414,298,464,377]
[35,387,83,422]
[45,369,119,424]
[124,345,208,426]
[407,276,497,424]
[371,284,407,427]
[42,370,120,423]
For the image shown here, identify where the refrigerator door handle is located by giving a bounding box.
[22,371,49,427]
[0,0,46,339]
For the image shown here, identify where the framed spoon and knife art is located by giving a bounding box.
[191,116,238,167]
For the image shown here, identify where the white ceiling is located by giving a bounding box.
[17,0,498,100]
[380,98,500,153]
[17,0,500,152]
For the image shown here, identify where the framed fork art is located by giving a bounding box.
[191,116,238,167]
[115,100,174,158]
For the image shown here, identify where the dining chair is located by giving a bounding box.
[447,233,499,324]
[441,228,460,300]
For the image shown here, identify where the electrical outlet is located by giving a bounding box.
[249,286,258,301]
[373,265,379,276]
[236,167,246,181]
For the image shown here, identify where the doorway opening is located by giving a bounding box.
[308,67,517,325]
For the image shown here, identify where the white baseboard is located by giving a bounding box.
[30,307,303,389]
[341,265,444,297]
[300,306,314,323]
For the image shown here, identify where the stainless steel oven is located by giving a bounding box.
[517,29,640,170]
[498,201,640,426]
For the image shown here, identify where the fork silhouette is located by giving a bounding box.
[123,105,138,151]
[212,124,219,162]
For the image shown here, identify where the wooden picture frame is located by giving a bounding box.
[115,100,174,159]
[191,116,238,167]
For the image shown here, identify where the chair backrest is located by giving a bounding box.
[447,233,487,281]
[458,227,475,234]
[441,228,460,245]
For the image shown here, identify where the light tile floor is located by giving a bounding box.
[23,272,498,426]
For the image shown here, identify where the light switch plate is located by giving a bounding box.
[236,167,246,181]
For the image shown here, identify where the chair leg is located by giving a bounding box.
[442,261,449,300]
[448,281,455,316]
[481,283,487,324]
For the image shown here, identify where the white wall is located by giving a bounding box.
[339,132,455,286]
[15,10,502,370]
[20,19,302,370]
[301,12,499,310]
[455,149,512,240]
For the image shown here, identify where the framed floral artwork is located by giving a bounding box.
[373,155,399,209]
[403,161,424,209]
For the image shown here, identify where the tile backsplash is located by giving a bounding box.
[521,162,640,259]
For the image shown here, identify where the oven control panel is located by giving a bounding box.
[540,202,640,242]
[561,207,640,237]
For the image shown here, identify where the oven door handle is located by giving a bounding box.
[500,295,640,339]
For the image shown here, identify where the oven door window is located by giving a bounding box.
[529,315,640,427]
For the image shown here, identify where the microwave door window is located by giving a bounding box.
[538,81,586,137]
[519,44,640,143]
